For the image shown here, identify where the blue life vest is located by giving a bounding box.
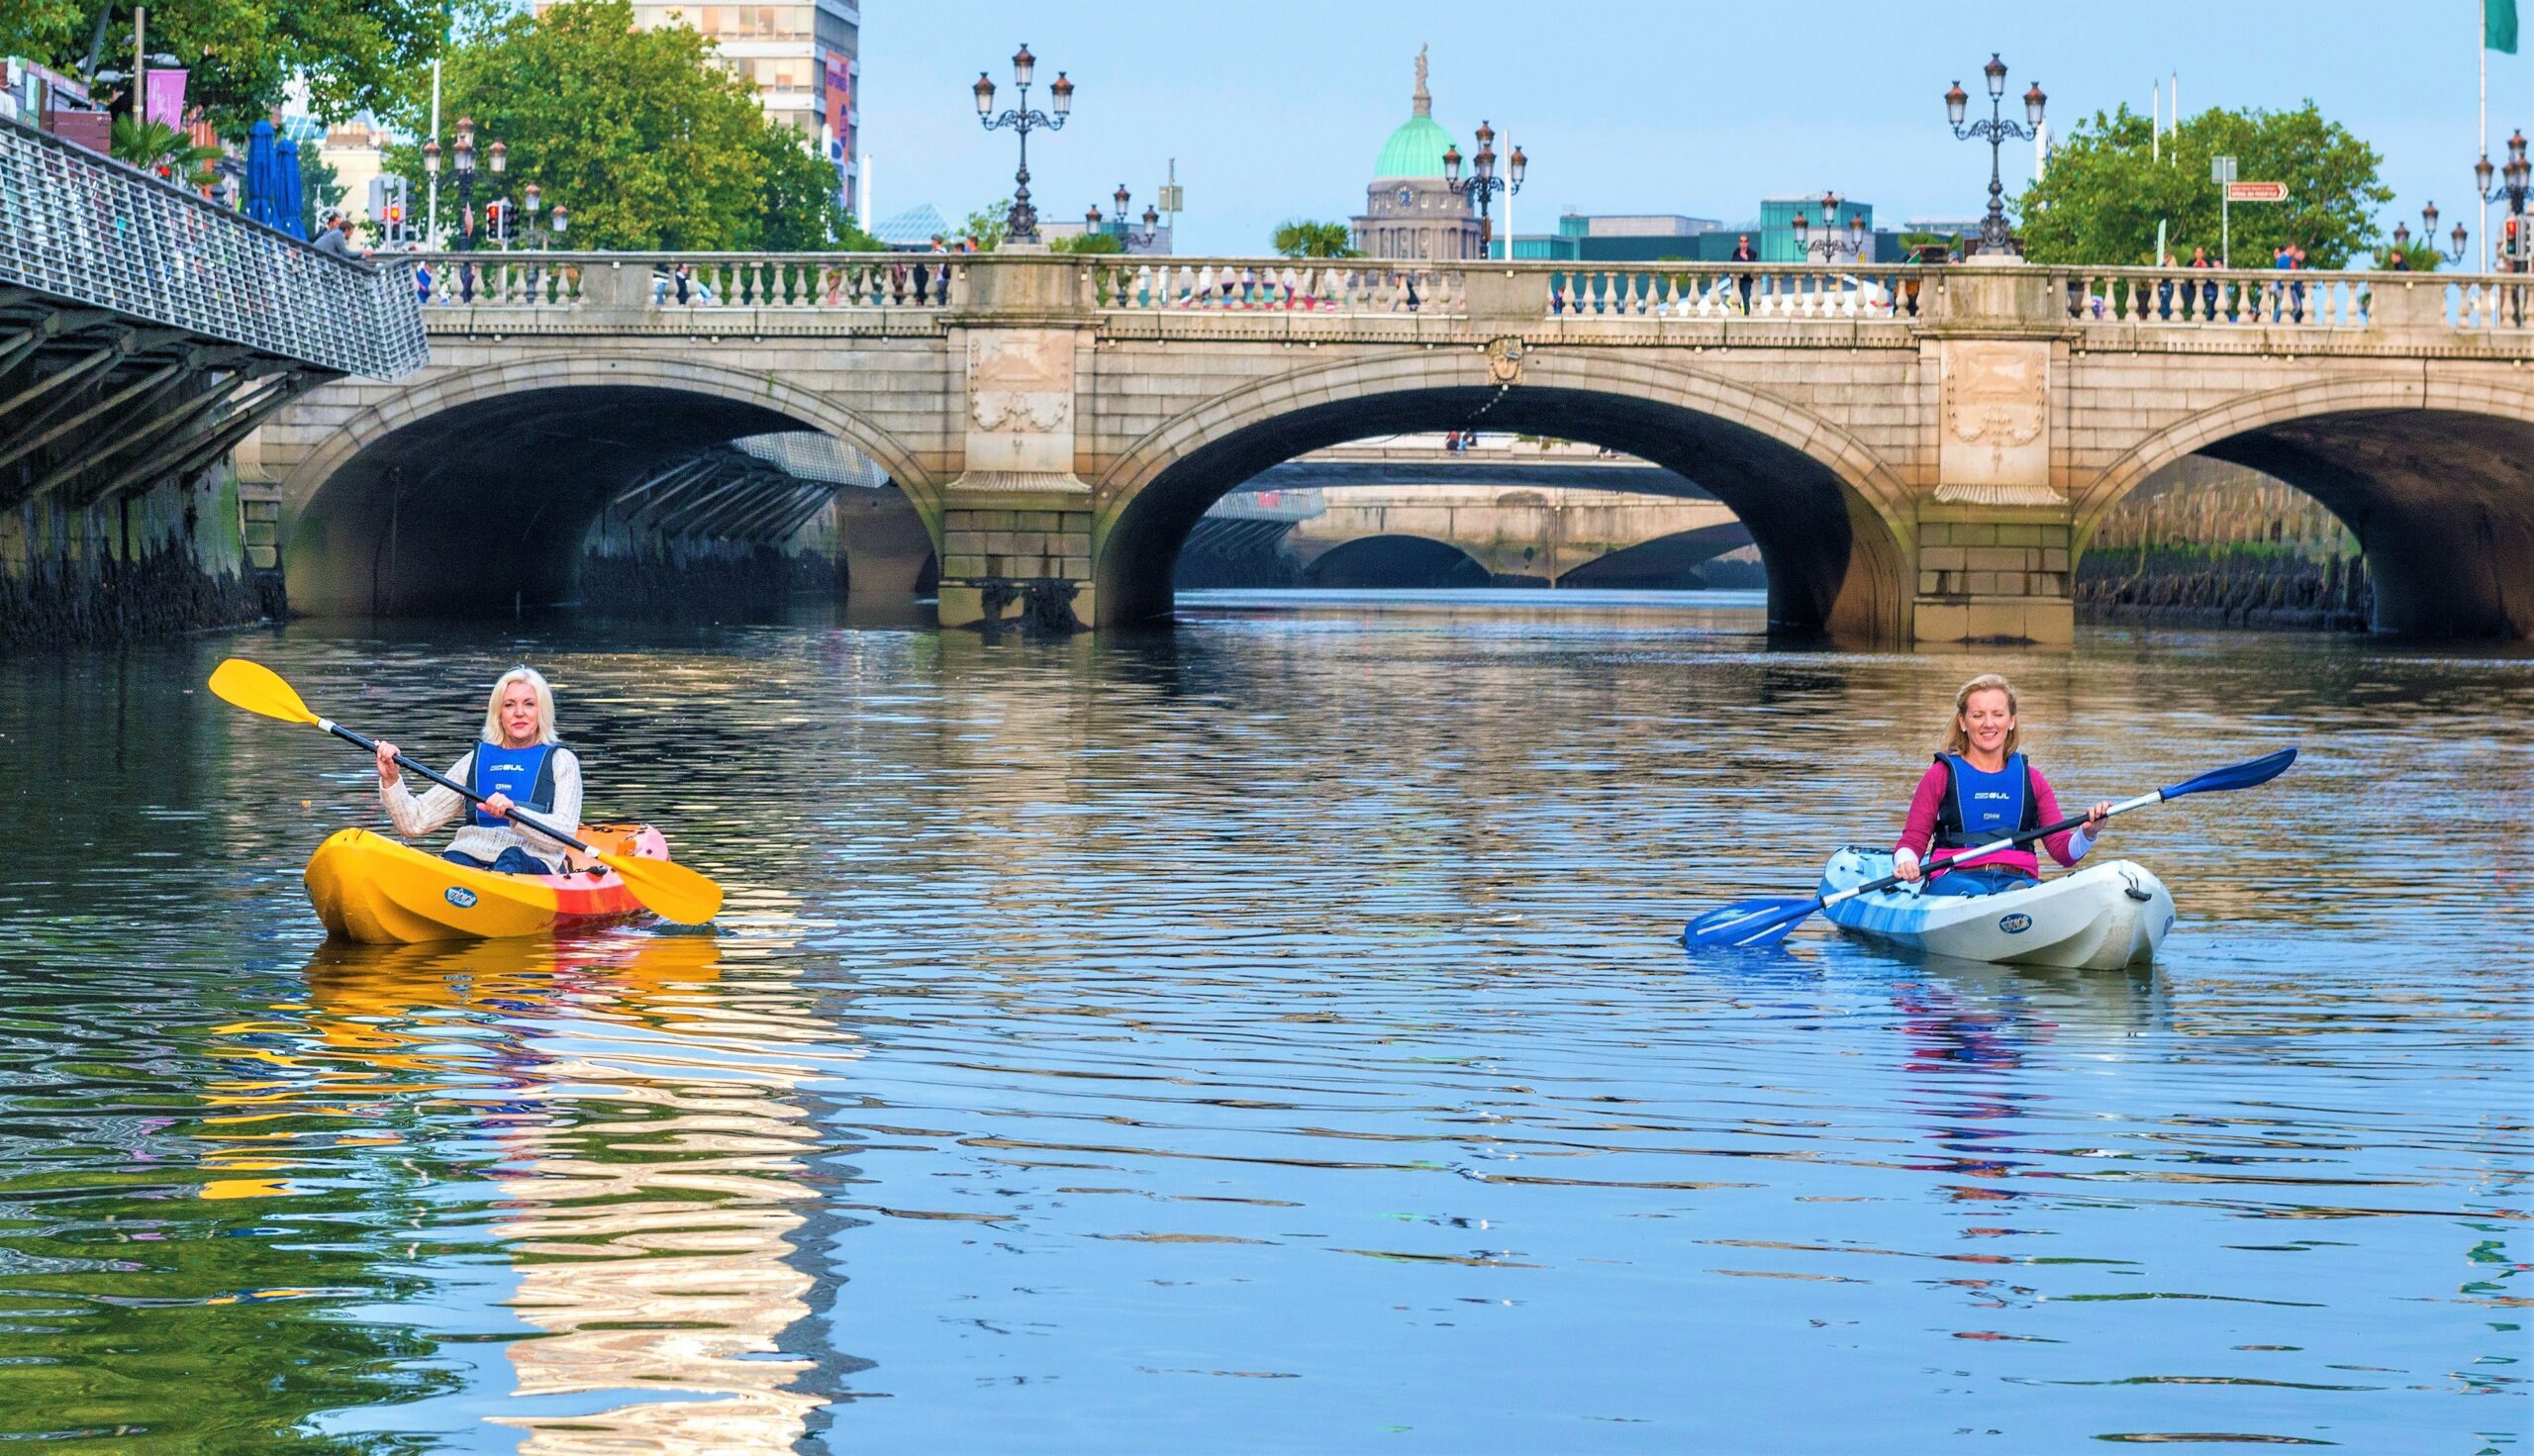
[466,741,559,828]
[1935,752,2037,849]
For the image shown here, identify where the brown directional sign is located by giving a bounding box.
[2223,181,2289,202]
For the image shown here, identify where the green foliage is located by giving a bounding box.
[961,202,1011,251]
[4,0,451,133]
[298,143,345,238]
[383,0,846,251]
[2017,102,2390,267]
[1050,231,1125,254]
[2375,243,2443,272]
[1273,219,1358,257]
[108,116,221,187]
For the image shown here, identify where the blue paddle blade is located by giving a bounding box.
[1684,897,1819,949]
[2159,745,2298,801]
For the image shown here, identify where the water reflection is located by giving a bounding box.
[281,932,855,1450]
[0,600,2522,1450]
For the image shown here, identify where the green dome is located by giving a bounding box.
[1374,114,1457,179]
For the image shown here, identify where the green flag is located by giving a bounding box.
[2493,0,2520,53]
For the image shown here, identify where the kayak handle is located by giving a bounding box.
[320,717,596,857]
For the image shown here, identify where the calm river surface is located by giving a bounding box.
[0,589,2526,1453]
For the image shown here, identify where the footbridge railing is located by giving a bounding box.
[0,117,425,377]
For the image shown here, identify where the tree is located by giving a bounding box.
[960,202,1011,252]
[1273,220,1358,257]
[108,116,221,187]
[2376,243,2445,272]
[2017,102,2390,267]
[4,0,451,134]
[383,0,847,251]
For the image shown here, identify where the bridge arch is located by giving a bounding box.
[1299,534,1495,589]
[2077,373,2534,637]
[279,355,931,617]
[1092,347,1913,640]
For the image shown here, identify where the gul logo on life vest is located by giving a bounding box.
[1998,913,2032,934]
[444,886,478,910]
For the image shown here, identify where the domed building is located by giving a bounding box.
[1350,48,1482,261]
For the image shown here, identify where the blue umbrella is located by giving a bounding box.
[275,135,306,239]
[243,120,285,230]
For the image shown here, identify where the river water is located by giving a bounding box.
[0,589,2524,1453]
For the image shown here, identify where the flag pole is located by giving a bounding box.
[2485,0,2493,272]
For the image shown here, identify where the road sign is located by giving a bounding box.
[2224,181,2289,203]
[2211,154,2238,184]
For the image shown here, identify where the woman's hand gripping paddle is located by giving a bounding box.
[1682,747,2298,950]
[208,657,724,925]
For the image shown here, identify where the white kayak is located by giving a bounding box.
[1816,848,2177,970]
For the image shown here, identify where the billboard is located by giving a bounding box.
[824,51,852,169]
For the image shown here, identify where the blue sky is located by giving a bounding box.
[859,0,2534,257]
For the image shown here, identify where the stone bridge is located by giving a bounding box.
[244,250,2534,641]
[1189,484,1747,587]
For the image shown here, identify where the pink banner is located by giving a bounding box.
[143,67,187,128]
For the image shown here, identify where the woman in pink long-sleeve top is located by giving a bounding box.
[1892,673,2113,898]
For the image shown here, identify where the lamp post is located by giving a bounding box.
[447,117,505,251]
[422,138,441,246]
[1102,184,1160,248]
[2475,129,2532,272]
[1441,120,1525,258]
[973,44,1073,245]
[1944,54,2045,257]
[1790,190,1869,263]
[2404,202,2471,266]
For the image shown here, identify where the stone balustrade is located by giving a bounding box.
[396,248,2534,344]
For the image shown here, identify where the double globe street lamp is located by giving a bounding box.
[974,45,1073,245]
[1944,54,2045,257]
[1441,120,1524,256]
[1791,191,1869,262]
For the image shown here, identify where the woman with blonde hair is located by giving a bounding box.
[1893,673,2110,897]
[373,666,584,874]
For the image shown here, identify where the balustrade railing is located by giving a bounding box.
[1090,258,1458,314]
[1537,262,1931,321]
[0,116,425,377]
[387,243,2534,337]
[2047,266,2375,328]
[410,250,962,312]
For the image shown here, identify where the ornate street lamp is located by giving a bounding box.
[1791,190,1869,262]
[1100,184,1160,248]
[1945,54,2044,257]
[2475,129,2532,271]
[974,44,1073,244]
[2411,201,2471,265]
[452,116,487,251]
[1442,119,1526,256]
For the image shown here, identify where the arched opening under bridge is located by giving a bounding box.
[1095,360,1910,641]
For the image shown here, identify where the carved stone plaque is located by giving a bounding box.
[962,329,1079,480]
[1937,339,2052,495]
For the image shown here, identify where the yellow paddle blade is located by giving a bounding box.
[209,657,322,727]
[598,851,724,926]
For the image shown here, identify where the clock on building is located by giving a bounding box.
[1396,186,1414,206]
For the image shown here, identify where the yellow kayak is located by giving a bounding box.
[304,824,673,944]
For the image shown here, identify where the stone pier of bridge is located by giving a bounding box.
[247,249,2534,641]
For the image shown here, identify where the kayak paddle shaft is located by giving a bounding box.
[315,716,598,859]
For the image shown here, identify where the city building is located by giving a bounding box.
[316,121,391,225]
[617,0,860,209]
[1349,48,1480,261]
[1500,213,1722,262]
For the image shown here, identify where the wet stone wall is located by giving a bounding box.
[578,534,841,618]
[0,469,283,648]
[2076,546,2372,632]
